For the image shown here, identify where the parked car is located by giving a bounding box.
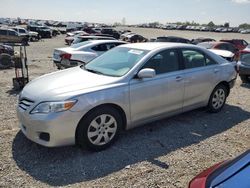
[0,44,14,56]
[220,39,248,50]
[198,42,239,59]
[65,32,89,45]
[240,29,250,34]
[27,25,52,38]
[155,36,191,44]
[17,43,236,150]
[238,49,250,83]
[191,37,215,45]
[12,27,39,41]
[66,30,85,37]
[72,35,116,45]
[120,32,136,41]
[57,40,126,69]
[101,28,120,39]
[0,28,28,44]
[209,49,235,62]
[124,34,148,43]
[189,150,250,188]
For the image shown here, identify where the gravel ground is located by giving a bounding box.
[0,30,249,188]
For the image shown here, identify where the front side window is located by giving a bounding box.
[182,50,206,69]
[142,49,179,75]
[0,29,7,35]
[84,47,149,77]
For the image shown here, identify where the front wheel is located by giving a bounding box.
[207,84,228,113]
[76,106,122,151]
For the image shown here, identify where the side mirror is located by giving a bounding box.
[137,68,156,79]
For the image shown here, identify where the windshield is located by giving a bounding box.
[84,47,149,77]
[71,41,92,48]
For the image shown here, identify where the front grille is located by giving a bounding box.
[19,98,34,111]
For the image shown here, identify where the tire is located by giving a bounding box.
[76,106,122,151]
[207,84,228,113]
[0,53,13,69]
[240,75,250,83]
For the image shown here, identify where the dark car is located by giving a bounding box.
[191,37,216,45]
[220,39,248,50]
[155,36,191,44]
[124,34,148,43]
[101,28,120,39]
[27,25,52,38]
[189,150,250,188]
[238,50,250,83]
[0,44,14,56]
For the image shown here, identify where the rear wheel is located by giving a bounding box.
[76,106,122,151]
[207,84,228,113]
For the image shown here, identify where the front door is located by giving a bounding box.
[129,49,185,123]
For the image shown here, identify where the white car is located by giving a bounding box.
[12,27,39,41]
[53,40,126,69]
[209,49,235,62]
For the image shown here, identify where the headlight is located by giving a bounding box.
[31,100,77,114]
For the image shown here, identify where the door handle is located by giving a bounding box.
[176,76,183,81]
[214,68,219,73]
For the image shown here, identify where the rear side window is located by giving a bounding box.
[0,29,7,35]
[182,49,217,68]
[142,49,179,75]
[92,44,108,51]
[182,50,206,69]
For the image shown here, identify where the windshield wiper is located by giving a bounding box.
[84,67,104,75]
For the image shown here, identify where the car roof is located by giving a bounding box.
[120,42,194,51]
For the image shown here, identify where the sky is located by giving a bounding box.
[0,0,250,26]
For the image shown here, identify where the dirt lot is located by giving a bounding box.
[0,29,250,188]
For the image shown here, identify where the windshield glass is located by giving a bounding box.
[84,47,149,77]
[71,41,92,48]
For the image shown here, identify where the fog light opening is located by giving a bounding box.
[39,132,50,142]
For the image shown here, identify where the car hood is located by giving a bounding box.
[29,31,38,35]
[21,66,120,101]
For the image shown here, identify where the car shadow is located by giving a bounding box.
[12,104,250,186]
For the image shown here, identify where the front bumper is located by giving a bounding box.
[17,107,83,147]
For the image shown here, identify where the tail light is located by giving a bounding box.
[189,162,224,188]
[60,53,72,60]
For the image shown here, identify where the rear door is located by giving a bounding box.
[180,48,220,110]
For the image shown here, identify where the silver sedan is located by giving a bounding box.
[17,43,237,151]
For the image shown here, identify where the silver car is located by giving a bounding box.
[17,43,237,151]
